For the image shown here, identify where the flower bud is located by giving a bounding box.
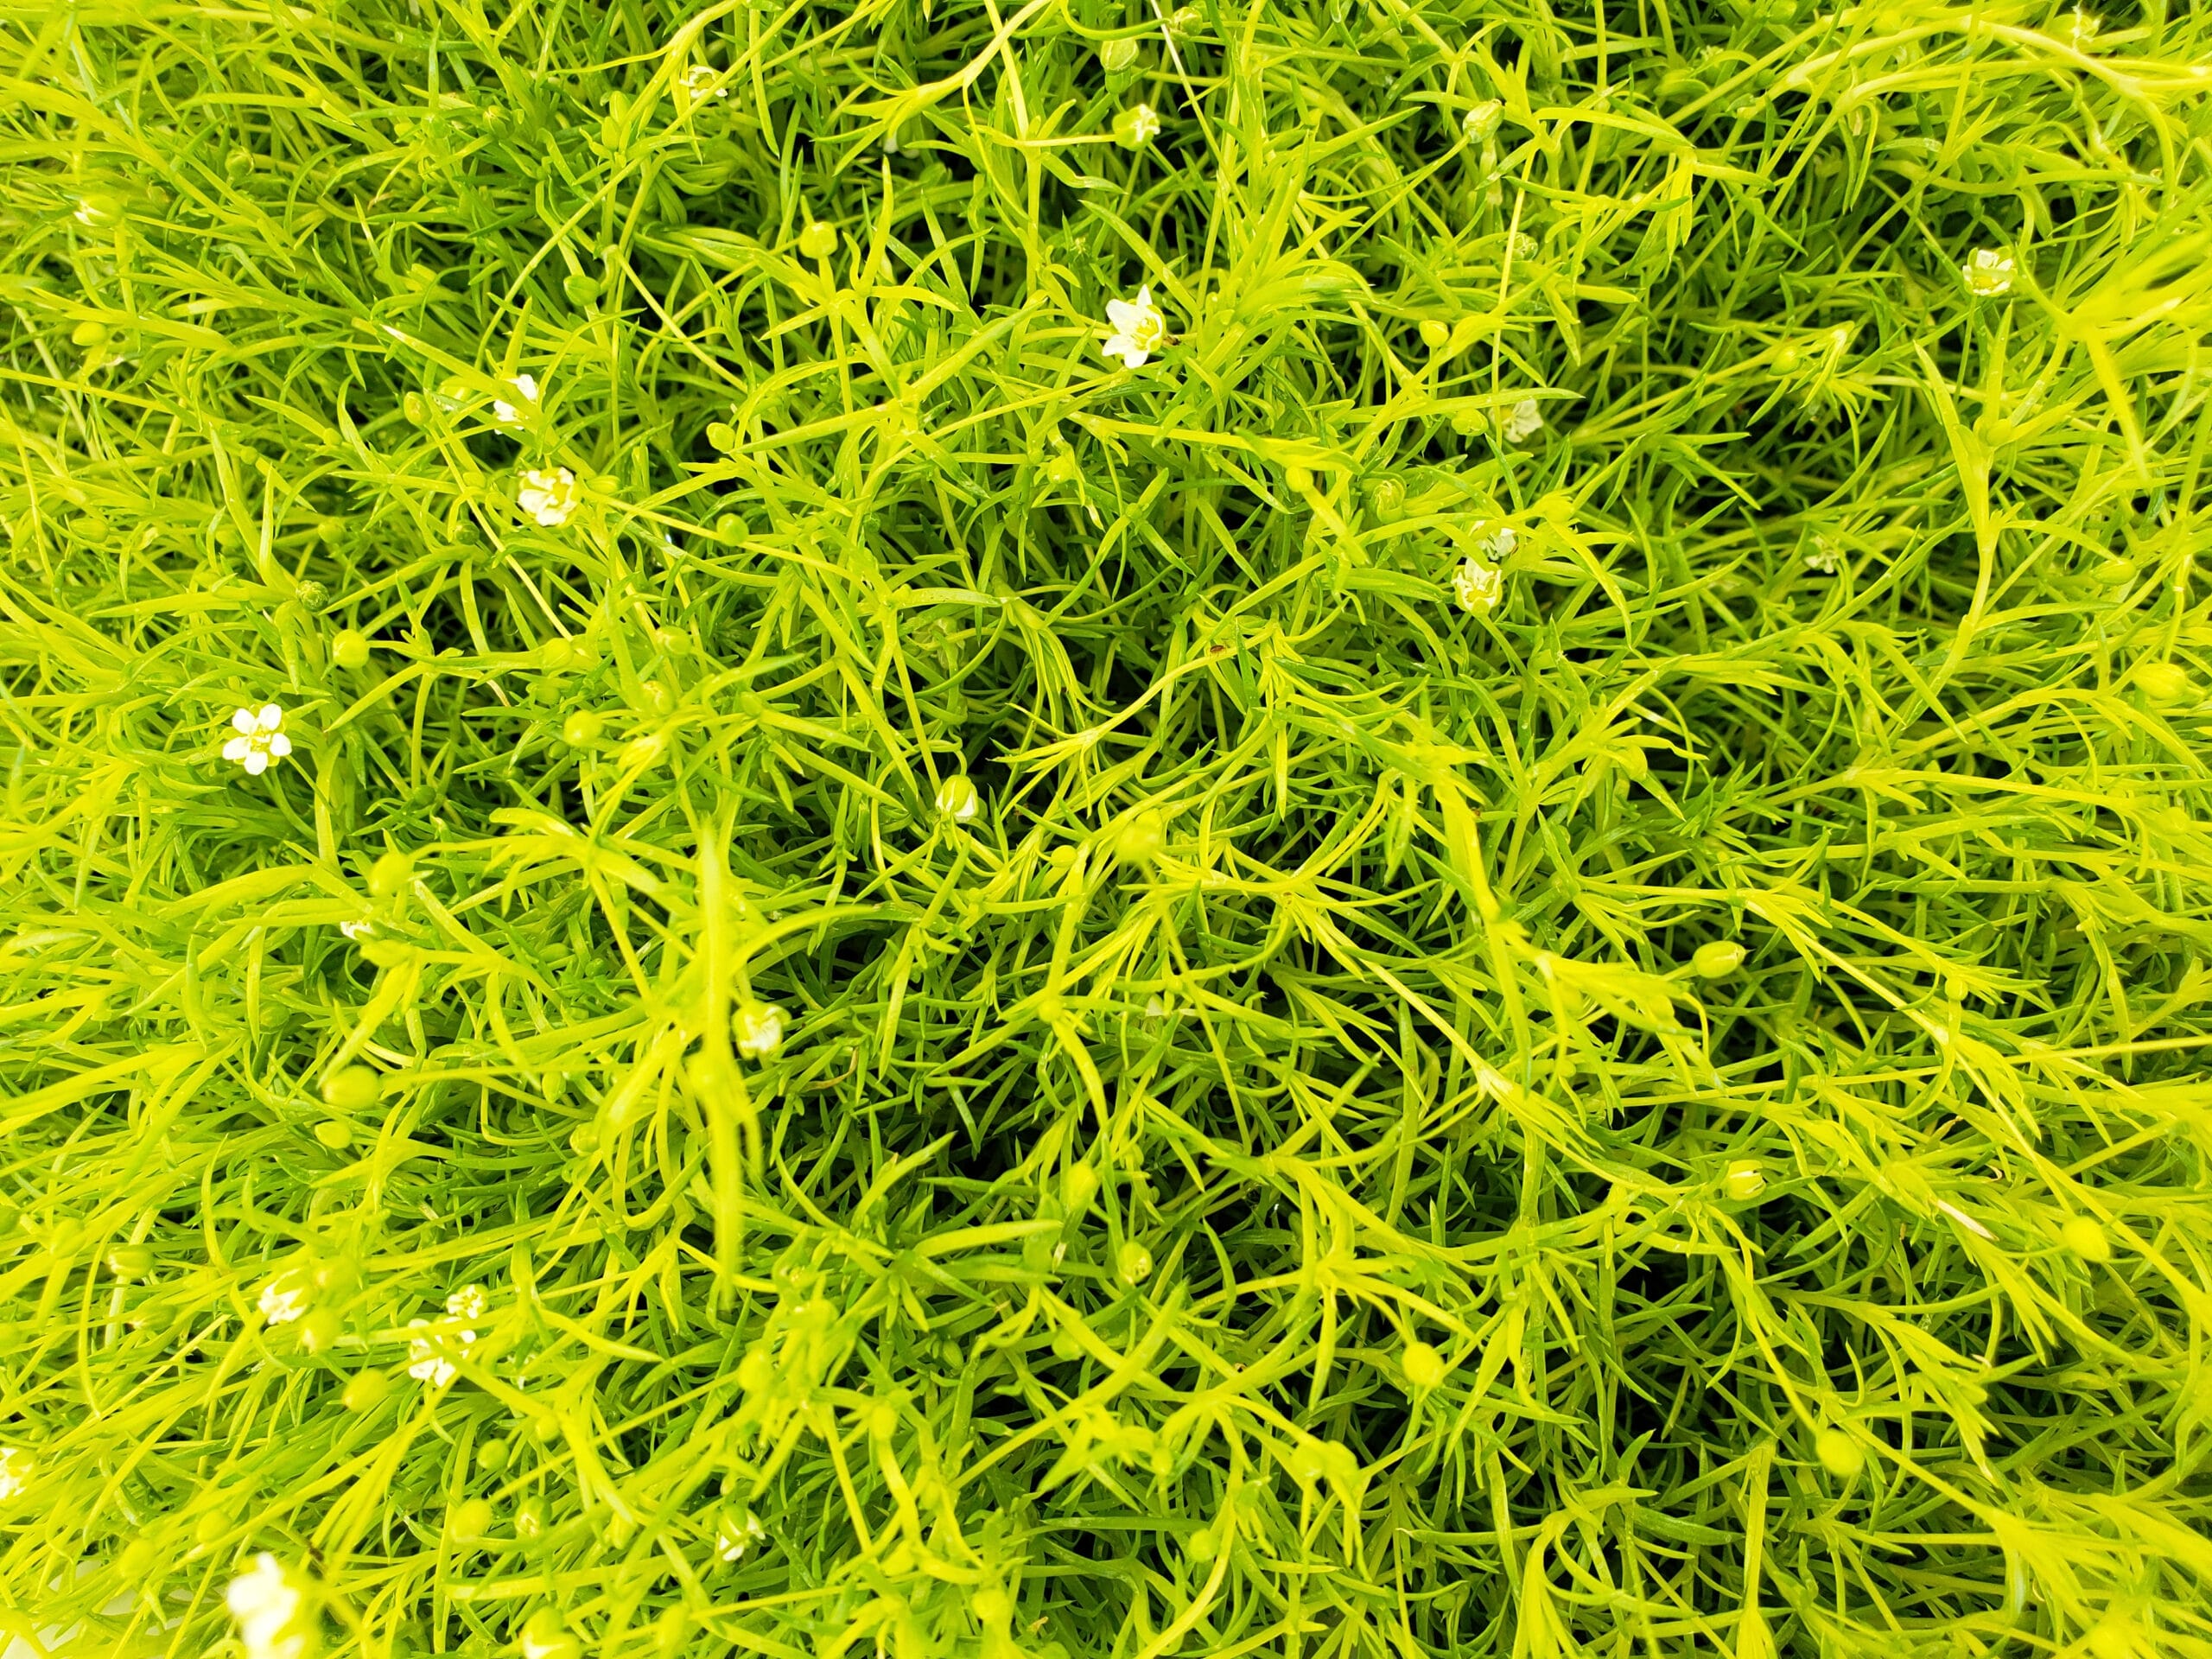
[1402,1340,1446,1389]
[1814,1427,1863,1479]
[1721,1160,1766,1202]
[2136,661,2192,703]
[935,773,981,823]
[321,1066,380,1111]
[2061,1215,2112,1263]
[1693,940,1746,979]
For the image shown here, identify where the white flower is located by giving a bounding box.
[518,467,578,527]
[258,1276,308,1325]
[1502,397,1544,443]
[406,1319,476,1387]
[1804,537,1840,575]
[340,918,376,941]
[492,373,538,426]
[716,1510,766,1562]
[681,64,726,100]
[0,1446,27,1501]
[935,774,981,822]
[446,1283,487,1320]
[1102,286,1168,369]
[1115,104,1161,148]
[223,704,293,776]
[1452,558,1503,613]
[734,1000,785,1060]
[226,1554,308,1659]
[1963,249,2015,297]
[1479,524,1518,561]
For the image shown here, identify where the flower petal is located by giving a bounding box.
[267,733,293,757]
[244,751,270,775]
[257,703,283,730]
[1106,299,1139,332]
[223,735,251,760]
[232,708,257,734]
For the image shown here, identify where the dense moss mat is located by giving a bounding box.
[6,1,2212,1655]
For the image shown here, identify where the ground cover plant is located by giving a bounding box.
[5,0,2212,1655]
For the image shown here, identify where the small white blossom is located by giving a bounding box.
[1502,397,1544,443]
[0,1446,27,1501]
[1102,286,1168,369]
[681,64,727,100]
[734,1000,785,1060]
[492,373,538,426]
[1804,537,1840,575]
[226,1554,308,1659]
[446,1283,487,1321]
[258,1277,308,1325]
[1115,104,1161,149]
[223,704,293,776]
[716,1509,767,1561]
[1452,558,1503,613]
[340,918,376,941]
[518,467,578,527]
[406,1319,476,1387]
[1962,249,2015,297]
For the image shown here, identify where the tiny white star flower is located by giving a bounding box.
[518,467,578,527]
[1452,558,1503,613]
[1502,397,1544,443]
[258,1277,308,1325]
[681,64,727,100]
[734,999,786,1059]
[446,1283,487,1320]
[226,1554,308,1659]
[1102,285,1168,369]
[716,1509,766,1561]
[340,918,376,941]
[405,1319,474,1387]
[223,704,293,776]
[0,1446,28,1502]
[1804,537,1841,575]
[1963,249,2014,297]
[1115,104,1161,148]
[492,372,538,426]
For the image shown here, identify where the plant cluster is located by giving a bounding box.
[4,2,2212,1656]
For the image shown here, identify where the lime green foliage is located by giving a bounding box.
[7,1,2212,1656]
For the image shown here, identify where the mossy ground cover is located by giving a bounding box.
[5,1,2212,1656]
